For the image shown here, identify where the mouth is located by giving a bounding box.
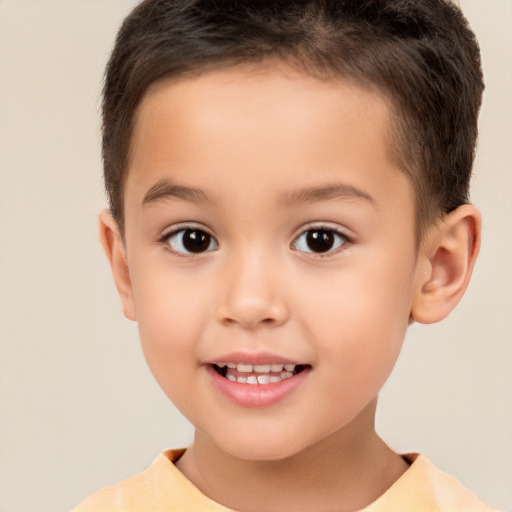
[211,362,310,385]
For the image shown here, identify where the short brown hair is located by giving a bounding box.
[102,0,484,239]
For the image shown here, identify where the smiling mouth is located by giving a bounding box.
[211,362,310,384]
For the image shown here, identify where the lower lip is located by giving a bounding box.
[206,365,311,408]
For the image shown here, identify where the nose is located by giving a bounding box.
[215,250,289,329]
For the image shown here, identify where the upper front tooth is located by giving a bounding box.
[270,364,284,372]
[253,364,271,373]
[237,363,253,373]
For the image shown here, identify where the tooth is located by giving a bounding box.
[281,371,293,380]
[257,375,270,384]
[270,364,284,372]
[269,376,281,383]
[237,376,247,383]
[237,364,253,372]
[227,363,237,369]
[227,374,236,381]
[247,375,258,384]
[284,364,296,372]
[216,362,226,368]
[253,364,271,373]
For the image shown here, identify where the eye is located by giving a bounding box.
[164,228,218,255]
[292,228,348,254]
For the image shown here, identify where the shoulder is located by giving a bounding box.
[71,449,188,512]
[71,449,232,512]
[364,453,498,512]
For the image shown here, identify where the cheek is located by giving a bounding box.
[130,263,213,387]
[296,257,413,390]
[297,257,413,335]
[133,257,211,333]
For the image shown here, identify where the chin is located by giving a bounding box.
[211,426,315,462]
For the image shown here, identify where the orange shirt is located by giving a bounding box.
[72,449,496,511]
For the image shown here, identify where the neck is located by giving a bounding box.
[175,400,409,512]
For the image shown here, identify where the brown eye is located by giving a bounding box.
[293,228,347,254]
[306,230,334,252]
[166,228,218,254]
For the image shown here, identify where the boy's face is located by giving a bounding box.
[119,63,423,460]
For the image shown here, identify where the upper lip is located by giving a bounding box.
[208,351,306,366]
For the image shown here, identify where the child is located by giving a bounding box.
[73,0,496,510]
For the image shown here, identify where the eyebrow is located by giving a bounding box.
[142,178,376,209]
[142,178,213,206]
[278,182,376,208]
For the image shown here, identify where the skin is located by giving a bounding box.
[100,62,481,512]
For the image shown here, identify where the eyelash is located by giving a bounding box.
[159,224,218,257]
[159,224,351,257]
[291,225,350,257]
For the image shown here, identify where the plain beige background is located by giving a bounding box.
[0,1,510,511]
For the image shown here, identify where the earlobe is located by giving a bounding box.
[99,210,137,321]
[410,204,481,324]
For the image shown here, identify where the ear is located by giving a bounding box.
[99,210,137,321]
[410,204,481,324]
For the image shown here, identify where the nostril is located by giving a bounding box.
[217,304,289,329]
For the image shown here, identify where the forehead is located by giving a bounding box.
[125,63,412,216]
